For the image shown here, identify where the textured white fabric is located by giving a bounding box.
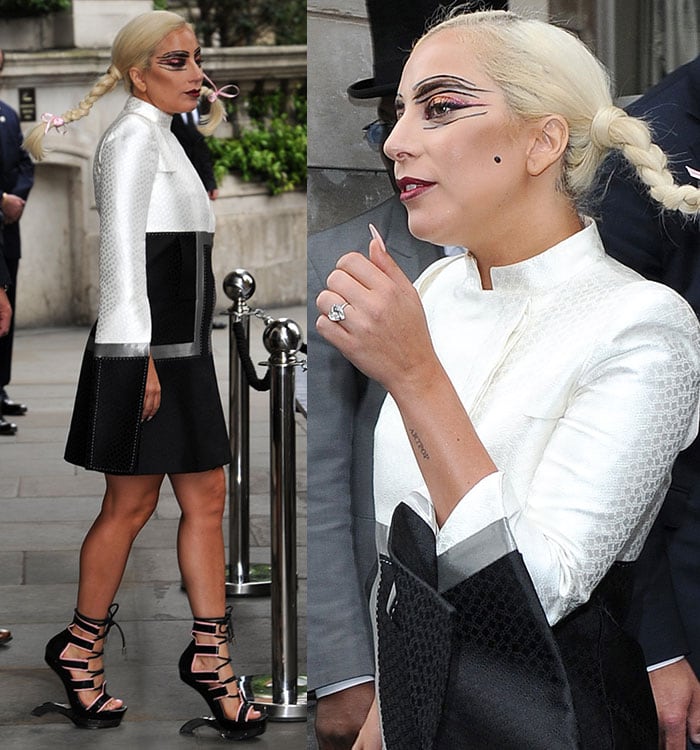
[93,97,214,347]
[374,221,700,625]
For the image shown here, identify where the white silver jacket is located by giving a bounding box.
[374,221,700,625]
[92,96,214,354]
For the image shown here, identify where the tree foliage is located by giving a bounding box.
[0,0,70,17]
[187,0,305,47]
[206,86,306,195]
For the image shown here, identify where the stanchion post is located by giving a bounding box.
[244,318,306,720]
[222,270,271,597]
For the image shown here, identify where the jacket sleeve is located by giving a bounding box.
[93,115,158,355]
[597,137,699,665]
[306,244,376,691]
[0,251,9,287]
[11,137,34,200]
[2,105,34,199]
[408,284,700,626]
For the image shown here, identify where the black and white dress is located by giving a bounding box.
[65,96,230,475]
[372,223,700,748]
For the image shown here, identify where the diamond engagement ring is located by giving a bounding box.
[328,302,350,322]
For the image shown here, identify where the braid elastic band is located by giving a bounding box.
[41,113,66,134]
[202,72,239,103]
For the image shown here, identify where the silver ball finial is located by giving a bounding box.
[263,318,303,356]
[223,270,255,302]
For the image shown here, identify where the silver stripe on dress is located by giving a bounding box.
[376,515,516,593]
[437,518,516,593]
[91,341,149,358]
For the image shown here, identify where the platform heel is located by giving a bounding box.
[178,607,267,740]
[32,603,127,729]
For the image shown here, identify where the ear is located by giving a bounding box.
[526,115,569,177]
[129,66,147,93]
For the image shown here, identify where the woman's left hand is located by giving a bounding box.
[141,355,161,422]
[316,228,437,393]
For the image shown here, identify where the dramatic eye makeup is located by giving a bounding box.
[155,48,203,70]
[395,74,492,128]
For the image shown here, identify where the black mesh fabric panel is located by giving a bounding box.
[376,503,658,749]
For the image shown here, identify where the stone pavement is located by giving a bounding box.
[0,306,307,749]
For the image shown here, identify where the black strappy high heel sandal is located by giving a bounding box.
[32,603,127,729]
[178,608,267,740]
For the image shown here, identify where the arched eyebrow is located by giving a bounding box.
[412,74,492,102]
[156,47,202,63]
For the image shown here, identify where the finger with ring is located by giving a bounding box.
[328,302,350,322]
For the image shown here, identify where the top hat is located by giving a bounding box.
[347,0,508,100]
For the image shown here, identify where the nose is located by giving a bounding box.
[187,57,203,83]
[383,115,413,163]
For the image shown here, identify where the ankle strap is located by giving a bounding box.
[191,605,234,641]
[72,603,126,652]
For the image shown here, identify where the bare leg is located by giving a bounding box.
[64,473,164,710]
[171,468,227,615]
[170,468,261,721]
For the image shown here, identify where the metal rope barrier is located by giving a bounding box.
[222,270,307,721]
[223,270,271,597]
[232,321,271,391]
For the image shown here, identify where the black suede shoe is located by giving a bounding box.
[1,390,27,416]
[0,416,17,435]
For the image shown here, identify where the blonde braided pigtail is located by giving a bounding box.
[196,90,227,136]
[591,105,700,215]
[23,65,123,161]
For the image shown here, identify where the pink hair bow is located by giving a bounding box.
[686,166,700,180]
[41,112,66,134]
[202,72,239,103]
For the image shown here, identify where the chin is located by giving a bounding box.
[406,211,448,246]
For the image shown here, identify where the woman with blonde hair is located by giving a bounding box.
[317,9,700,749]
[27,10,265,739]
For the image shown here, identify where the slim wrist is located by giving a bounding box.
[389,353,445,404]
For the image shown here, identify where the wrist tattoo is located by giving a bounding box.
[409,428,430,460]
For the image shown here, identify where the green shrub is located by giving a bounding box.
[188,0,305,47]
[0,0,70,17]
[206,87,306,195]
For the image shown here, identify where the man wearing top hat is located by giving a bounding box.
[306,2,506,748]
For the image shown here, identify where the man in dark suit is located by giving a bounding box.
[597,55,700,749]
[171,108,218,200]
[0,48,34,435]
[307,2,506,747]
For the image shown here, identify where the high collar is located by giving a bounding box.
[124,96,173,129]
[464,219,604,294]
